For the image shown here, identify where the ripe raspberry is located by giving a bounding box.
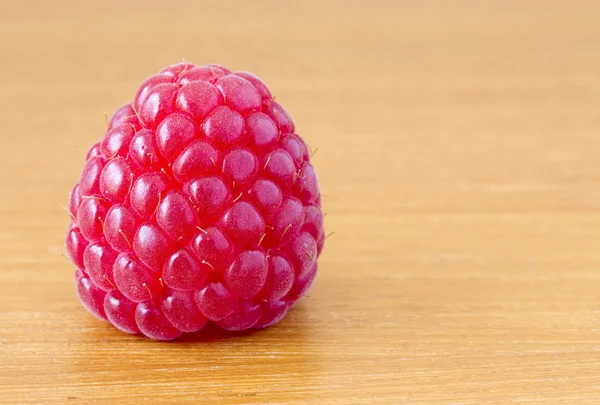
[66,63,325,340]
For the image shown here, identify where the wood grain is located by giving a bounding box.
[1,0,599,403]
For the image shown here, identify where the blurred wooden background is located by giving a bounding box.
[1,0,599,403]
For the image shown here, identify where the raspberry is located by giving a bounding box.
[66,62,325,340]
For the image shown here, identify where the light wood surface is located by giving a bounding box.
[1,1,600,403]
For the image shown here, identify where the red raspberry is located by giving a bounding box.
[66,63,325,340]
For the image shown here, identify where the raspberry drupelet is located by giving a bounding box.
[66,63,325,340]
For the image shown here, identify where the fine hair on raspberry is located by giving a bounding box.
[66,62,325,340]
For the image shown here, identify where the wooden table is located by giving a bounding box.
[1,1,599,403]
